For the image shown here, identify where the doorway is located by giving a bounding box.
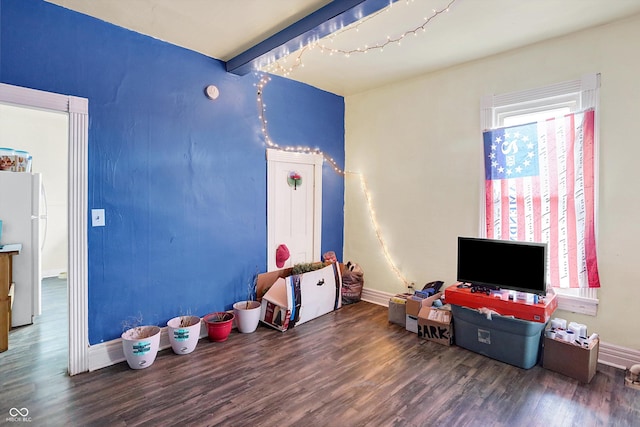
[0,103,69,315]
[0,83,88,375]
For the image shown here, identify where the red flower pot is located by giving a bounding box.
[203,312,235,342]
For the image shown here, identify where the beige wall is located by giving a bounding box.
[344,14,640,349]
[0,104,68,276]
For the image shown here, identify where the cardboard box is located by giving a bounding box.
[257,268,294,301]
[258,263,342,332]
[405,292,443,333]
[406,292,443,316]
[418,306,453,346]
[405,298,421,317]
[543,336,599,383]
[256,263,347,301]
[260,277,292,331]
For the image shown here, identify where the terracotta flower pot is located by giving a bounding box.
[203,312,235,342]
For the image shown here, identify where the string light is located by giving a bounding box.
[255,73,346,174]
[254,0,461,289]
[356,172,413,287]
[256,73,412,288]
[262,0,457,77]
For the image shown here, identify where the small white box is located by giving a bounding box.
[405,314,418,334]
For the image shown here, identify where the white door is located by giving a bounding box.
[267,149,323,271]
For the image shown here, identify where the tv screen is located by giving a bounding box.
[457,237,548,295]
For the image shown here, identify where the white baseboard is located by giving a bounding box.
[42,268,66,279]
[88,323,208,372]
[598,342,640,369]
[360,287,393,306]
[360,287,640,369]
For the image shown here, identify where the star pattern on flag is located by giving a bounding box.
[487,128,537,179]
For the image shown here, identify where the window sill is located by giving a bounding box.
[554,291,599,316]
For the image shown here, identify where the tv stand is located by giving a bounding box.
[444,282,557,323]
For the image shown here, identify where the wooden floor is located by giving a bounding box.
[1,280,639,426]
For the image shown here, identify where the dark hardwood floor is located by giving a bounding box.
[1,280,639,426]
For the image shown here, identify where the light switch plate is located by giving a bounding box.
[92,209,105,227]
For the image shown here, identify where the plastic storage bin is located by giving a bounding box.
[451,304,546,369]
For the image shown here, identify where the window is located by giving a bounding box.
[480,74,600,315]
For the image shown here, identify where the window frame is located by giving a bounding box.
[480,74,600,316]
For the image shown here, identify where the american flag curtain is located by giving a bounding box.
[483,110,600,289]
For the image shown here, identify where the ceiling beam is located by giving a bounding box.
[226,0,399,76]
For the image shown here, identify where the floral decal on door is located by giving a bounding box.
[287,171,302,190]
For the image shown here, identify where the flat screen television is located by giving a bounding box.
[457,237,548,296]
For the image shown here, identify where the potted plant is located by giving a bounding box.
[166,313,202,355]
[233,273,261,334]
[291,261,326,274]
[121,314,161,369]
[203,311,235,342]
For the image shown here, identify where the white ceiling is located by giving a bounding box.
[46,0,640,96]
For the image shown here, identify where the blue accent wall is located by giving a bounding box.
[0,0,344,344]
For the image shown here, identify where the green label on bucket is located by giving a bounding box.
[133,341,151,355]
[174,328,189,341]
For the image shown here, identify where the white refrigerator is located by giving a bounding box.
[0,171,44,327]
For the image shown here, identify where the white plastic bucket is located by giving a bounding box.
[167,315,201,355]
[121,325,161,369]
[233,301,262,333]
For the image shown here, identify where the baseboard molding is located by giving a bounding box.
[42,268,66,279]
[360,287,393,307]
[598,342,640,369]
[360,287,640,369]
[88,323,208,372]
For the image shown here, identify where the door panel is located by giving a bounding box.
[273,161,314,267]
[267,150,323,271]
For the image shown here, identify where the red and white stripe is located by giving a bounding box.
[485,110,600,288]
